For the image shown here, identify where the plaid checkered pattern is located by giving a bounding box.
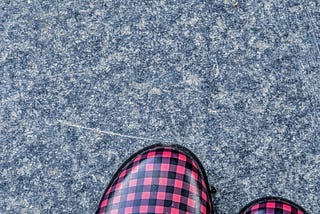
[241,198,307,214]
[96,144,213,214]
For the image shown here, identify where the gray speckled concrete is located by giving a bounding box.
[1,0,319,213]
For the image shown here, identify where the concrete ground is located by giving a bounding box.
[1,0,319,213]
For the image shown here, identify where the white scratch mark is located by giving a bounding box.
[57,120,156,141]
[214,56,220,77]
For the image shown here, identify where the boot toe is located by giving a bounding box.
[96,144,213,214]
[240,197,307,214]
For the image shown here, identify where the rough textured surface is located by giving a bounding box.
[0,0,319,213]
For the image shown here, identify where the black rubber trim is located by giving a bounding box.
[238,196,309,214]
[93,143,216,213]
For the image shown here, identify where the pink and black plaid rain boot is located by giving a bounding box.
[239,197,308,214]
[95,144,215,213]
